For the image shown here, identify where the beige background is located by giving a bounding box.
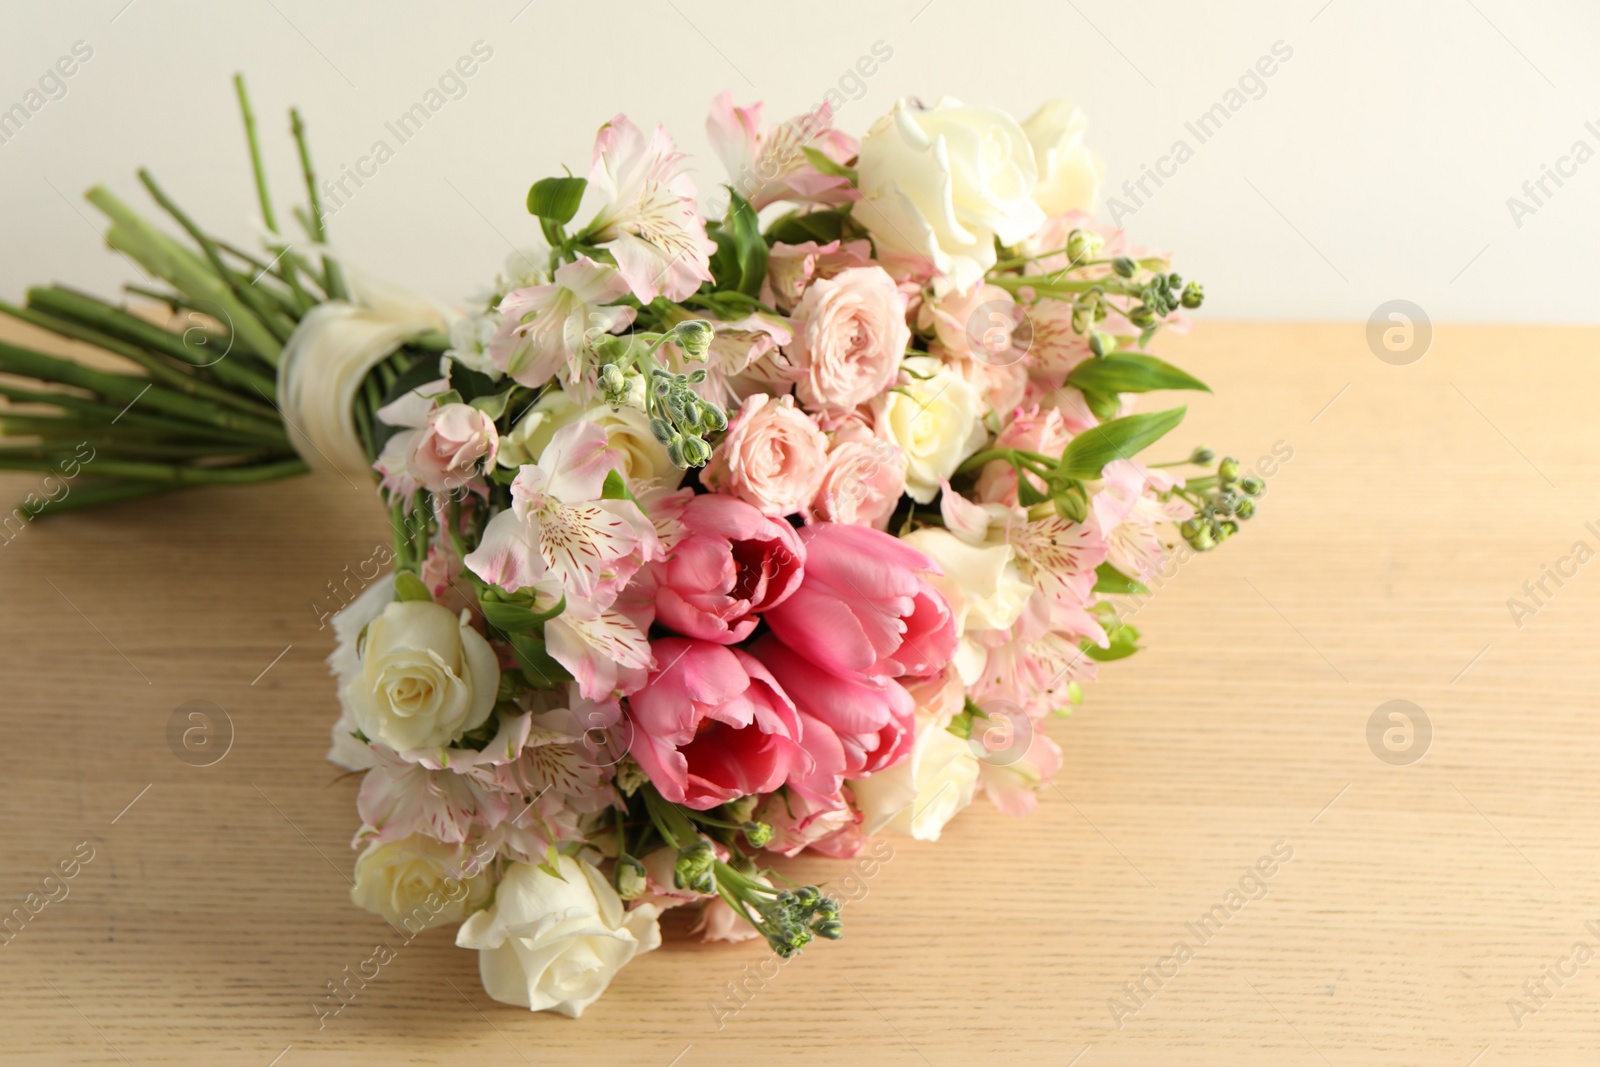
[3,321,1597,1064]
[2,0,1597,321]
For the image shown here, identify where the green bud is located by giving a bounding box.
[667,437,687,468]
[1190,446,1215,465]
[1166,272,1183,290]
[815,919,843,940]
[648,417,674,444]
[1181,281,1204,309]
[615,855,647,901]
[700,403,728,434]
[1066,228,1104,263]
[1235,498,1257,520]
[651,375,671,398]
[673,840,716,893]
[1088,331,1113,358]
[681,435,712,467]
[675,319,715,359]
[688,368,708,384]
[1127,305,1157,328]
[1218,457,1240,481]
[1111,256,1137,278]
[742,821,774,848]
[1239,476,1264,496]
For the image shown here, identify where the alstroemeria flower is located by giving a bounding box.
[491,256,636,392]
[1090,458,1193,581]
[584,115,716,303]
[705,92,860,211]
[464,421,661,604]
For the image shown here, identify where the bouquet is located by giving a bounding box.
[0,82,1260,1017]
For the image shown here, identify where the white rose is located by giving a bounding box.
[1021,99,1104,216]
[328,574,397,771]
[343,600,499,754]
[850,711,979,841]
[873,355,986,503]
[899,527,1032,634]
[855,98,1045,287]
[456,856,662,1017]
[498,387,680,491]
[350,834,494,933]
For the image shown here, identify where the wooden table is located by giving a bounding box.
[2,321,1596,1065]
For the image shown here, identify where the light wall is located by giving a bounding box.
[2,0,1595,322]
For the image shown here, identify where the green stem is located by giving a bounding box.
[289,108,348,301]
[0,454,307,484]
[234,74,278,235]
[136,168,296,344]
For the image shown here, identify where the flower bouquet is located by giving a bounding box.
[0,81,1261,1017]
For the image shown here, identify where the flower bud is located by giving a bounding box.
[1218,457,1240,481]
[1189,446,1215,465]
[1235,498,1257,520]
[1088,331,1113,358]
[1111,256,1137,278]
[649,417,674,444]
[1239,476,1264,496]
[1066,228,1104,264]
[673,840,716,894]
[675,319,715,359]
[742,821,773,848]
[615,856,647,901]
[1181,281,1204,309]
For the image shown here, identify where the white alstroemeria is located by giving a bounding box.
[491,255,636,391]
[583,114,717,303]
[443,310,504,379]
[464,420,661,605]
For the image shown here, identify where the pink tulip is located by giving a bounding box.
[749,634,915,803]
[761,523,957,685]
[626,638,809,810]
[650,493,805,644]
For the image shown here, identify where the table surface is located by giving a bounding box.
[2,320,1597,1066]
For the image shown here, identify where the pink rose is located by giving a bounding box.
[753,788,863,858]
[410,403,498,493]
[750,634,916,804]
[809,437,907,531]
[761,523,958,685]
[703,393,828,517]
[789,266,911,417]
[762,238,874,312]
[650,493,806,644]
[626,638,809,810]
[975,404,1071,505]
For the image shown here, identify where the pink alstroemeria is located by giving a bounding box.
[1090,458,1194,582]
[705,92,861,211]
[585,115,716,303]
[491,256,636,392]
[464,421,661,604]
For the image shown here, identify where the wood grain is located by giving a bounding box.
[2,321,1597,1065]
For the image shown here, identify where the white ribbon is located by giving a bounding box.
[277,270,459,476]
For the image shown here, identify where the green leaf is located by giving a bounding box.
[1078,386,1122,421]
[479,590,566,634]
[1066,352,1210,395]
[393,571,433,602]
[764,208,847,245]
[1085,621,1141,662]
[526,176,587,224]
[1055,406,1187,481]
[800,146,858,184]
[708,190,767,298]
[600,468,637,504]
[1092,562,1148,596]
[470,390,513,420]
[508,631,571,689]
[449,362,502,404]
